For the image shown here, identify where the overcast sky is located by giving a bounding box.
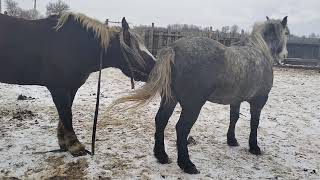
[4,0,320,36]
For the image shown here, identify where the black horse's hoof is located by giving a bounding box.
[68,143,88,157]
[154,152,171,164]
[178,161,200,174]
[183,165,200,174]
[59,144,68,152]
[227,139,239,146]
[249,146,261,155]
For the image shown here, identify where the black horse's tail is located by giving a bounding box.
[106,47,175,111]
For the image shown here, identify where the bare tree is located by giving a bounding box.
[5,0,41,19]
[5,0,19,16]
[221,26,230,33]
[308,33,319,38]
[20,9,40,19]
[230,25,239,35]
[46,0,69,16]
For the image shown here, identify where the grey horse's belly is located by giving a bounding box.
[207,76,272,105]
[207,87,254,105]
[206,47,273,105]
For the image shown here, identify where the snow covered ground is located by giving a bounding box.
[0,67,319,179]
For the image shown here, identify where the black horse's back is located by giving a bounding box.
[0,15,56,85]
[0,14,99,86]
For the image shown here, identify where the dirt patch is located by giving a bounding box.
[17,95,35,101]
[11,110,35,121]
[42,157,88,179]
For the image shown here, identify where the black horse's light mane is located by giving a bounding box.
[55,12,148,68]
[55,12,120,50]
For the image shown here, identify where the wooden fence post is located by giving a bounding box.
[149,22,154,55]
[158,31,163,53]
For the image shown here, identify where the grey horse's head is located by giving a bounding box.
[262,16,290,64]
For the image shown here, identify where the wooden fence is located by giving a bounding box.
[139,23,245,56]
[285,39,320,67]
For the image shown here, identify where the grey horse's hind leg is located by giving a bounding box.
[249,95,268,155]
[154,98,177,164]
[227,103,241,146]
[176,101,205,174]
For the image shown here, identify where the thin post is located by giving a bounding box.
[0,0,2,14]
[158,31,163,54]
[209,26,213,38]
[149,22,154,55]
[34,0,37,10]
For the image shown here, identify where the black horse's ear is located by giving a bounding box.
[122,17,130,30]
[266,16,270,21]
[281,16,288,27]
[121,17,131,45]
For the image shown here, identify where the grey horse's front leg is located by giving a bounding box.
[249,95,268,155]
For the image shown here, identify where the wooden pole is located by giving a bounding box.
[149,22,154,55]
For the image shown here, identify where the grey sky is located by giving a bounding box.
[5,0,320,36]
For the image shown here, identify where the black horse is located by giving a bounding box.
[108,17,289,173]
[0,12,155,156]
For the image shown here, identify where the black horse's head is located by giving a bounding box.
[262,16,290,64]
[107,18,156,83]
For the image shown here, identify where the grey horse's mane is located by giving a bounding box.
[248,21,275,62]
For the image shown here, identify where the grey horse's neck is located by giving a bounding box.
[247,31,274,65]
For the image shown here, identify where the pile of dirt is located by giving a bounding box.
[11,110,35,121]
[17,95,35,101]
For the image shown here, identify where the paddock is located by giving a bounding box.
[0,67,319,179]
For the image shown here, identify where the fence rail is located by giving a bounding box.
[283,58,320,67]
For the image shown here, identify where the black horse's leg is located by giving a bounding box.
[227,103,241,146]
[176,102,205,174]
[56,88,79,152]
[248,95,268,155]
[49,88,86,156]
[154,98,177,164]
[57,121,67,151]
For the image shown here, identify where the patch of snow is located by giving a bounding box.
[0,67,319,179]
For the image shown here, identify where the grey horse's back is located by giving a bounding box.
[169,37,272,105]
[171,37,228,78]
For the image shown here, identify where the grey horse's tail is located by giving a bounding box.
[106,47,175,111]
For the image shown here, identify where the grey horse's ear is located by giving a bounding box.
[281,16,288,27]
[266,16,270,21]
